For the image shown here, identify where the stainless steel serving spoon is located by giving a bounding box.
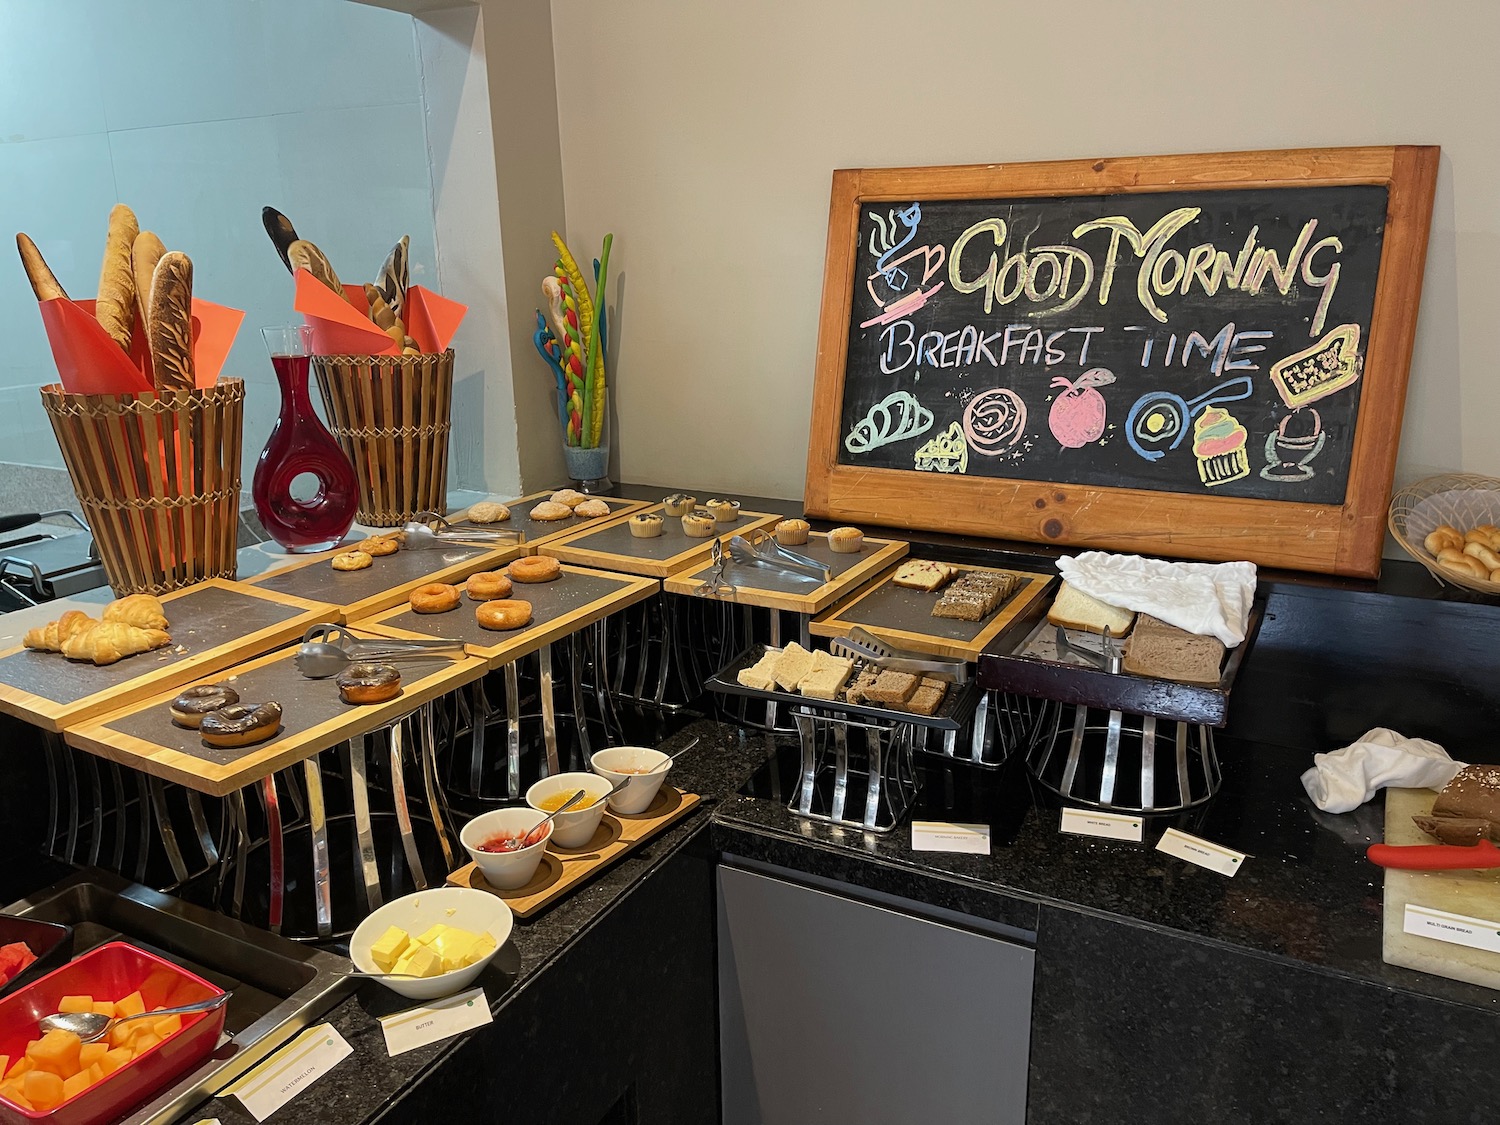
[38,993,231,1043]
[403,512,525,551]
[485,788,592,853]
[295,639,469,679]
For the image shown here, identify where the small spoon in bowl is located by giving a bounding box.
[39,993,231,1043]
[485,788,590,853]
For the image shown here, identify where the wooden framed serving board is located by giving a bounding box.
[354,564,658,670]
[244,539,525,623]
[805,147,1440,577]
[0,580,337,733]
[1382,787,1500,991]
[540,504,782,578]
[663,531,908,615]
[65,627,487,796]
[810,562,1053,661]
[447,786,701,918]
[449,492,648,549]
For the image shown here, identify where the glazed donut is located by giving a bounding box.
[335,663,402,705]
[476,599,534,631]
[508,556,562,583]
[200,702,283,749]
[357,535,400,557]
[465,571,514,601]
[169,684,240,729]
[662,494,696,517]
[331,550,372,571]
[410,582,461,613]
[574,498,611,519]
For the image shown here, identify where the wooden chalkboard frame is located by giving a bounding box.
[804,146,1439,578]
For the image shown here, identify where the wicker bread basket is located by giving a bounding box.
[1388,473,1500,595]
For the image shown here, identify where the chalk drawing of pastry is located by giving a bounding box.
[1192,408,1250,487]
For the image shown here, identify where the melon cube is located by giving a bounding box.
[60,1069,92,1102]
[98,1048,132,1076]
[153,1013,183,1038]
[85,1062,103,1084]
[0,1085,33,1111]
[0,1057,7,1080]
[78,1042,108,1070]
[114,991,146,1018]
[23,1069,64,1111]
[26,1029,81,1077]
[93,1001,116,1017]
[58,995,94,1014]
[6,1055,32,1079]
[108,1021,139,1049]
[132,1031,161,1054]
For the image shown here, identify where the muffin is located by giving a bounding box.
[774,519,810,546]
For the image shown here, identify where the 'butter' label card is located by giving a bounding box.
[381,987,493,1056]
[1060,808,1144,842]
[1404,904,1500,955]
[228,1023,352,1122]
[911,821,991,854]
[1155,828,1246,876]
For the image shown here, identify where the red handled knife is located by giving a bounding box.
[1367,839,1500,870]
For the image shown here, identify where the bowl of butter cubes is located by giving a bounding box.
[350,888,513,1000]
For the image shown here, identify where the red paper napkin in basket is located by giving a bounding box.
[37,296,245,395]
[293,268,467,355]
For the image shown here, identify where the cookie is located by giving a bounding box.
[331,551,372,571]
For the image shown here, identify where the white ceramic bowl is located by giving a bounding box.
[460,807,553,890]
[349,887,512,1001]
[590,746,671,815]
[526,772,613,848]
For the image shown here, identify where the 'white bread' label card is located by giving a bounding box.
[381,987,492,1056]
[1155,828,1246,876]
[1060,808,1144,842]
[228,1023,351,1121]
[1404,904,1500,955]
[911,821,991,855]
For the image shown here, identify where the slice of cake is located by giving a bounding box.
[771,642,817,691]
[799,650,855,700]
[892,560,960,592]
[1047,581,1136,637]
[736,648,781,691]
[1122,614,1225,684]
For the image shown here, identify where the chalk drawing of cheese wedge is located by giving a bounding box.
[1269,323,1362,409]
[914,421,968,474]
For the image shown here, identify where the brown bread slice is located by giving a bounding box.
[1122,614,1225,685]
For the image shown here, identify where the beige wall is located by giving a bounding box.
[549,0,1498,505]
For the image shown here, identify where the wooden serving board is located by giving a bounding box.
[447,786,701,918]
[540,504,782,578]
[354,564,658,670]
[244,539,525,623]
[663,531,908,615]
[65,627,487,796]
[1381,786,1500,991]
[810,562,1053,662]
[0,580,337,733]
[449,492,649,549]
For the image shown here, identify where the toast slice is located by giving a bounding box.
[798,650,854,700]
[771,642,817,692]
[736,649,781,691]
[1047,582,1136,637]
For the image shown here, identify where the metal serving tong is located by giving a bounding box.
[1052,625,1124,674]
[694,538,736,599]
[829,626,970,684]
[403,511,525,550]
[728,530,832,583]
[295,623,468,679]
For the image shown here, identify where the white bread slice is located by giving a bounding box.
[798,650,854,699]
[1046,582,1136,637]
[737,649,781,691]
[771,642,817,691]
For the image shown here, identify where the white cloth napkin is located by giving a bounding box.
[1299,728,1465,813]
[1054,551,1257,646]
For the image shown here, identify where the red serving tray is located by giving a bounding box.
[0,942,225,1125]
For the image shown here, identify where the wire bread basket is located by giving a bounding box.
[1388,473,1500,595]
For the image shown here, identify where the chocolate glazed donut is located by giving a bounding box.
[336,663,402,705]
[169,684,240,729]
[200,702,283,749]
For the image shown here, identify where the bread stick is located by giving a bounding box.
[131,230,166,331]
[15,233,67,301]
[148,252,195,392]
[96,203,139,351]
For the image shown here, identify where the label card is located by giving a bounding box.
[911,821,991,855]
[1060,808,1144,842]
[228,1023,352,1122]
[1155,828,1246,877]
[381,987,493,1056]
[1404,904,1500,955]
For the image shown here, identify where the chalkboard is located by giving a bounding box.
[805,148,1439,578]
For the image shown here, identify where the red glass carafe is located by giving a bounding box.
[251,326,358,552]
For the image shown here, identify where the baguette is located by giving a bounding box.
[288,239,343,296]
[262,206,300,273]
[131,230,166,331]
[15,233,67,301]
[148,252,195,392]
[96,203,139,351]
[375,234,409,318]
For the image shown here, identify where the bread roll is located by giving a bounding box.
[1437,553,1488,579]
[131,230,166,331]
[1463,541,1500,572]
[15,233,67,301]
[148,252,195,392]
[1424,526,1464,555]
[362,283,406,346]
[288,239,343,296]
[96,203,139,351]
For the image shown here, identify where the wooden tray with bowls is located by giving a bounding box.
[664,530,908,615]
[448,492,649,549]
[540,503,782,578]
[447,786,701,918]
[810,562,1053,662]
[355,563,658,670]
[64,627,487,796]
[244,538,525,624]
[0,580,336,733]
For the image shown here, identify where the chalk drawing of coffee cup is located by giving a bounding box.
[1259,409,1326,482]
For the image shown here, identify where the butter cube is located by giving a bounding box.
[369,926,411,972]
[412,924,448,948]
[431,928,486,973]
[461,933,497,968]
[393,945,444,979]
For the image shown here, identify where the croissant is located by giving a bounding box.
[23,610,99,653]
[102,594,169,631]
[60,622,171,666]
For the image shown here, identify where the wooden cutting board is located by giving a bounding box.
[1382,786,1500,990]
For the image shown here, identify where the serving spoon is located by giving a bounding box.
[39,993,231,1043]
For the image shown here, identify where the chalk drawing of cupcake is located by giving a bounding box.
[1192,407,1249,487]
